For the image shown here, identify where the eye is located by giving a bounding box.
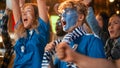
[113,21,119,24]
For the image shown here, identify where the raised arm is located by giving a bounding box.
[82,0,101,36]
[11,0,21,24]
[37,0,49,23]
[73,52,117,68]
[86,7,101,36]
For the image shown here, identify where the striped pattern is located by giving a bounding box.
[42,26,86,68]
[67,62,78,68]
[62,26,86,44]
[42,39,61,68]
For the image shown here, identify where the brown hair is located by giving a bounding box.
[14,3,39,40]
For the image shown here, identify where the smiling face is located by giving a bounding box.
[61,8,78,32]
[21,5,35,29]
[108,15,120,39]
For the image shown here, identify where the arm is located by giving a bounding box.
[11,0,21,24]
[86,7,101,36]
[56,42,117,68]
[82,0,101,36]
[73,52,117,68]
[37,0,49,23]
[19,0,25,8]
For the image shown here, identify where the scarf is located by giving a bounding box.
[42,26,86,68]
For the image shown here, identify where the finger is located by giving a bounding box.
[45,42,55,51]
[56,48,66,60]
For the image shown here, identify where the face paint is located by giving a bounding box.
[61,8,78,31]
[27,12,33,19]
[22,7,34,29]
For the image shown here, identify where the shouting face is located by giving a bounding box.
[21,5,35,29]
[108,15,120,39]
[61,8,78,32]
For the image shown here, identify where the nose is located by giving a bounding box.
[22,12,27,16]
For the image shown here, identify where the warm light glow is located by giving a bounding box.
[116,10,120,14]
[0,36,3,42]
[109,0,114,2]
[9,33,14,39]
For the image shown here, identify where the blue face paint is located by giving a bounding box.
[61,8,78,31]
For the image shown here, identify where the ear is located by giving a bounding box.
[78,14,85,21]
[76,14,85,26]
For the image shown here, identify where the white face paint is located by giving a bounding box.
[22,5,35,29]
[27,11,33,20]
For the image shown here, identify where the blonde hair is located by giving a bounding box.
[58,0,88,32]
[14,3,39,40]
[58,0,87,17]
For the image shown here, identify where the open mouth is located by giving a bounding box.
[62,20,66,26]
[109,31,114,34]
[24,19,28,22]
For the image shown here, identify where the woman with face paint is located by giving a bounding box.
[11,0,50,68]
[44,0,106,68]
[56,14,120,68]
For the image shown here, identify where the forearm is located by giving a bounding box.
[37,0,49,23]
[115,59,120,68]
[86,7,101,36]
[11,0,21,24]
[73,52,116,68]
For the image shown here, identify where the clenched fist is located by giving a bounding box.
[56,42,76,62]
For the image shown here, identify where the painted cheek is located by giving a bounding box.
[65,12,78,30]
[27,13,33,20]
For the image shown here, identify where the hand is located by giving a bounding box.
[56,42,75,62]
[45,42,56,52]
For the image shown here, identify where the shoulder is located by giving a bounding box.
[37,17,50,33]
[83,34,104,47]
[38,17,49,25]
[83,34,102,41]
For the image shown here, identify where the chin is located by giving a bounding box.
[24,26,29,29]
[110,36,119,40]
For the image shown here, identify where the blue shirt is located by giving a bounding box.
[54,34,106,68]
[14,18,50,68]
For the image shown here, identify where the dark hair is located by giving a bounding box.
[56,17,67,36]
[98,12,109,32]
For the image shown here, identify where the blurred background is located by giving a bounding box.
[0,0,120,15]
[0,0,120,63]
